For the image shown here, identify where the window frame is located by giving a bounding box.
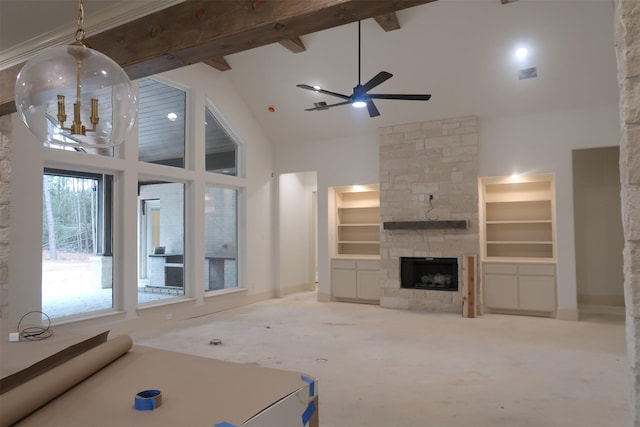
[26,72,248,322]
[41,167,115,318]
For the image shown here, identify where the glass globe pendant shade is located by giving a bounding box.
[14,44,137,148]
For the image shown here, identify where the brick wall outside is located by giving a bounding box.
[379,116,480,313]
[205,186,238,287]
[140,183,185,254]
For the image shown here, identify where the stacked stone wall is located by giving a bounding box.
[379,116,479,313]
[615,1,640,424]
[0,115,11,320]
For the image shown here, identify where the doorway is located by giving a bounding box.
[573,147,624,310]
[278,171,318,295]
[140,199,160,279]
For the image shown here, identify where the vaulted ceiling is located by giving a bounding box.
[0,0,620,147]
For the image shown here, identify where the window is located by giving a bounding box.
[204,186,238,291]
[138,180,185,302]
[205,106,237,175]
[42,169,113,318]
[17,69,247,325]
[138,78,186,168]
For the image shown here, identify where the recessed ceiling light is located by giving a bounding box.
[167,112,178,121]
[515,47,528,59]
[312,85,321,92]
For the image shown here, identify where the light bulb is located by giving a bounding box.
[515,47,528,59]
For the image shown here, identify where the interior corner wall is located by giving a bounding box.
[278,171,317,296]
[479,103,621,319]
[275,133,380,301]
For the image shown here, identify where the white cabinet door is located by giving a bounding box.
[519,275,556,311]
[483,262,556,316]
[332,268,357,299]
[356,269,380,300]
[331,258,380,302]
[484,274,518,309]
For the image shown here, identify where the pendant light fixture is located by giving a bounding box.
[14,0,137,148]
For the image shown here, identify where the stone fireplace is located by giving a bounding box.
[379,116,479,313]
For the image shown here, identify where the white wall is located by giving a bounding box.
[278,171,317,295]
[276,103,621,315]
[276,132,379,301]
[479,103,621,319]
[7,115,44,320]
[6,63,277,329]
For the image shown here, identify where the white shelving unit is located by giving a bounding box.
[329,184,380,304]
[335,187,380,257]
[483,177,555,260]
[480,174,557,316]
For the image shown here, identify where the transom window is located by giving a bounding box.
[138,77,186,168]
[205,106,237,175]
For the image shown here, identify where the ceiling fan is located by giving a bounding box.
[296,20,431,118]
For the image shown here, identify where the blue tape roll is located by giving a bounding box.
[134,389,162,411]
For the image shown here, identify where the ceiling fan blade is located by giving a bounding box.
[296,84,351,100]
[361,71,393,93]
[304,101,351,111]
[366,100,380,118]
[369,94,432,101]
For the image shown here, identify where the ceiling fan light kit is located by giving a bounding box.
[297,20,431,118]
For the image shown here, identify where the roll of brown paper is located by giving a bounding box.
[0,334,133,427]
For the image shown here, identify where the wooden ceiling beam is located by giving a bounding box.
[202,56,232,71]
[278,11,401,66]
[279,37,306,54]
[1,0,437,115]
[374,12,401,32]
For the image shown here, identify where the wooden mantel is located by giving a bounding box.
[382,220,468,230]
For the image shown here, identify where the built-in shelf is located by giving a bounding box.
[382,220,468,230]
[480,174,557,317]
[334,185,380,257]
[481,175,556,260]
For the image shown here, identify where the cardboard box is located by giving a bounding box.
[1,332,318,427]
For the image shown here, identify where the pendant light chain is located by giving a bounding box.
[75,0,86,45]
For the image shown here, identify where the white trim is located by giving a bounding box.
[0,0,184,70]
[556,308,579,321]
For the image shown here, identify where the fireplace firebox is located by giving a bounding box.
[400,257,458,291]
